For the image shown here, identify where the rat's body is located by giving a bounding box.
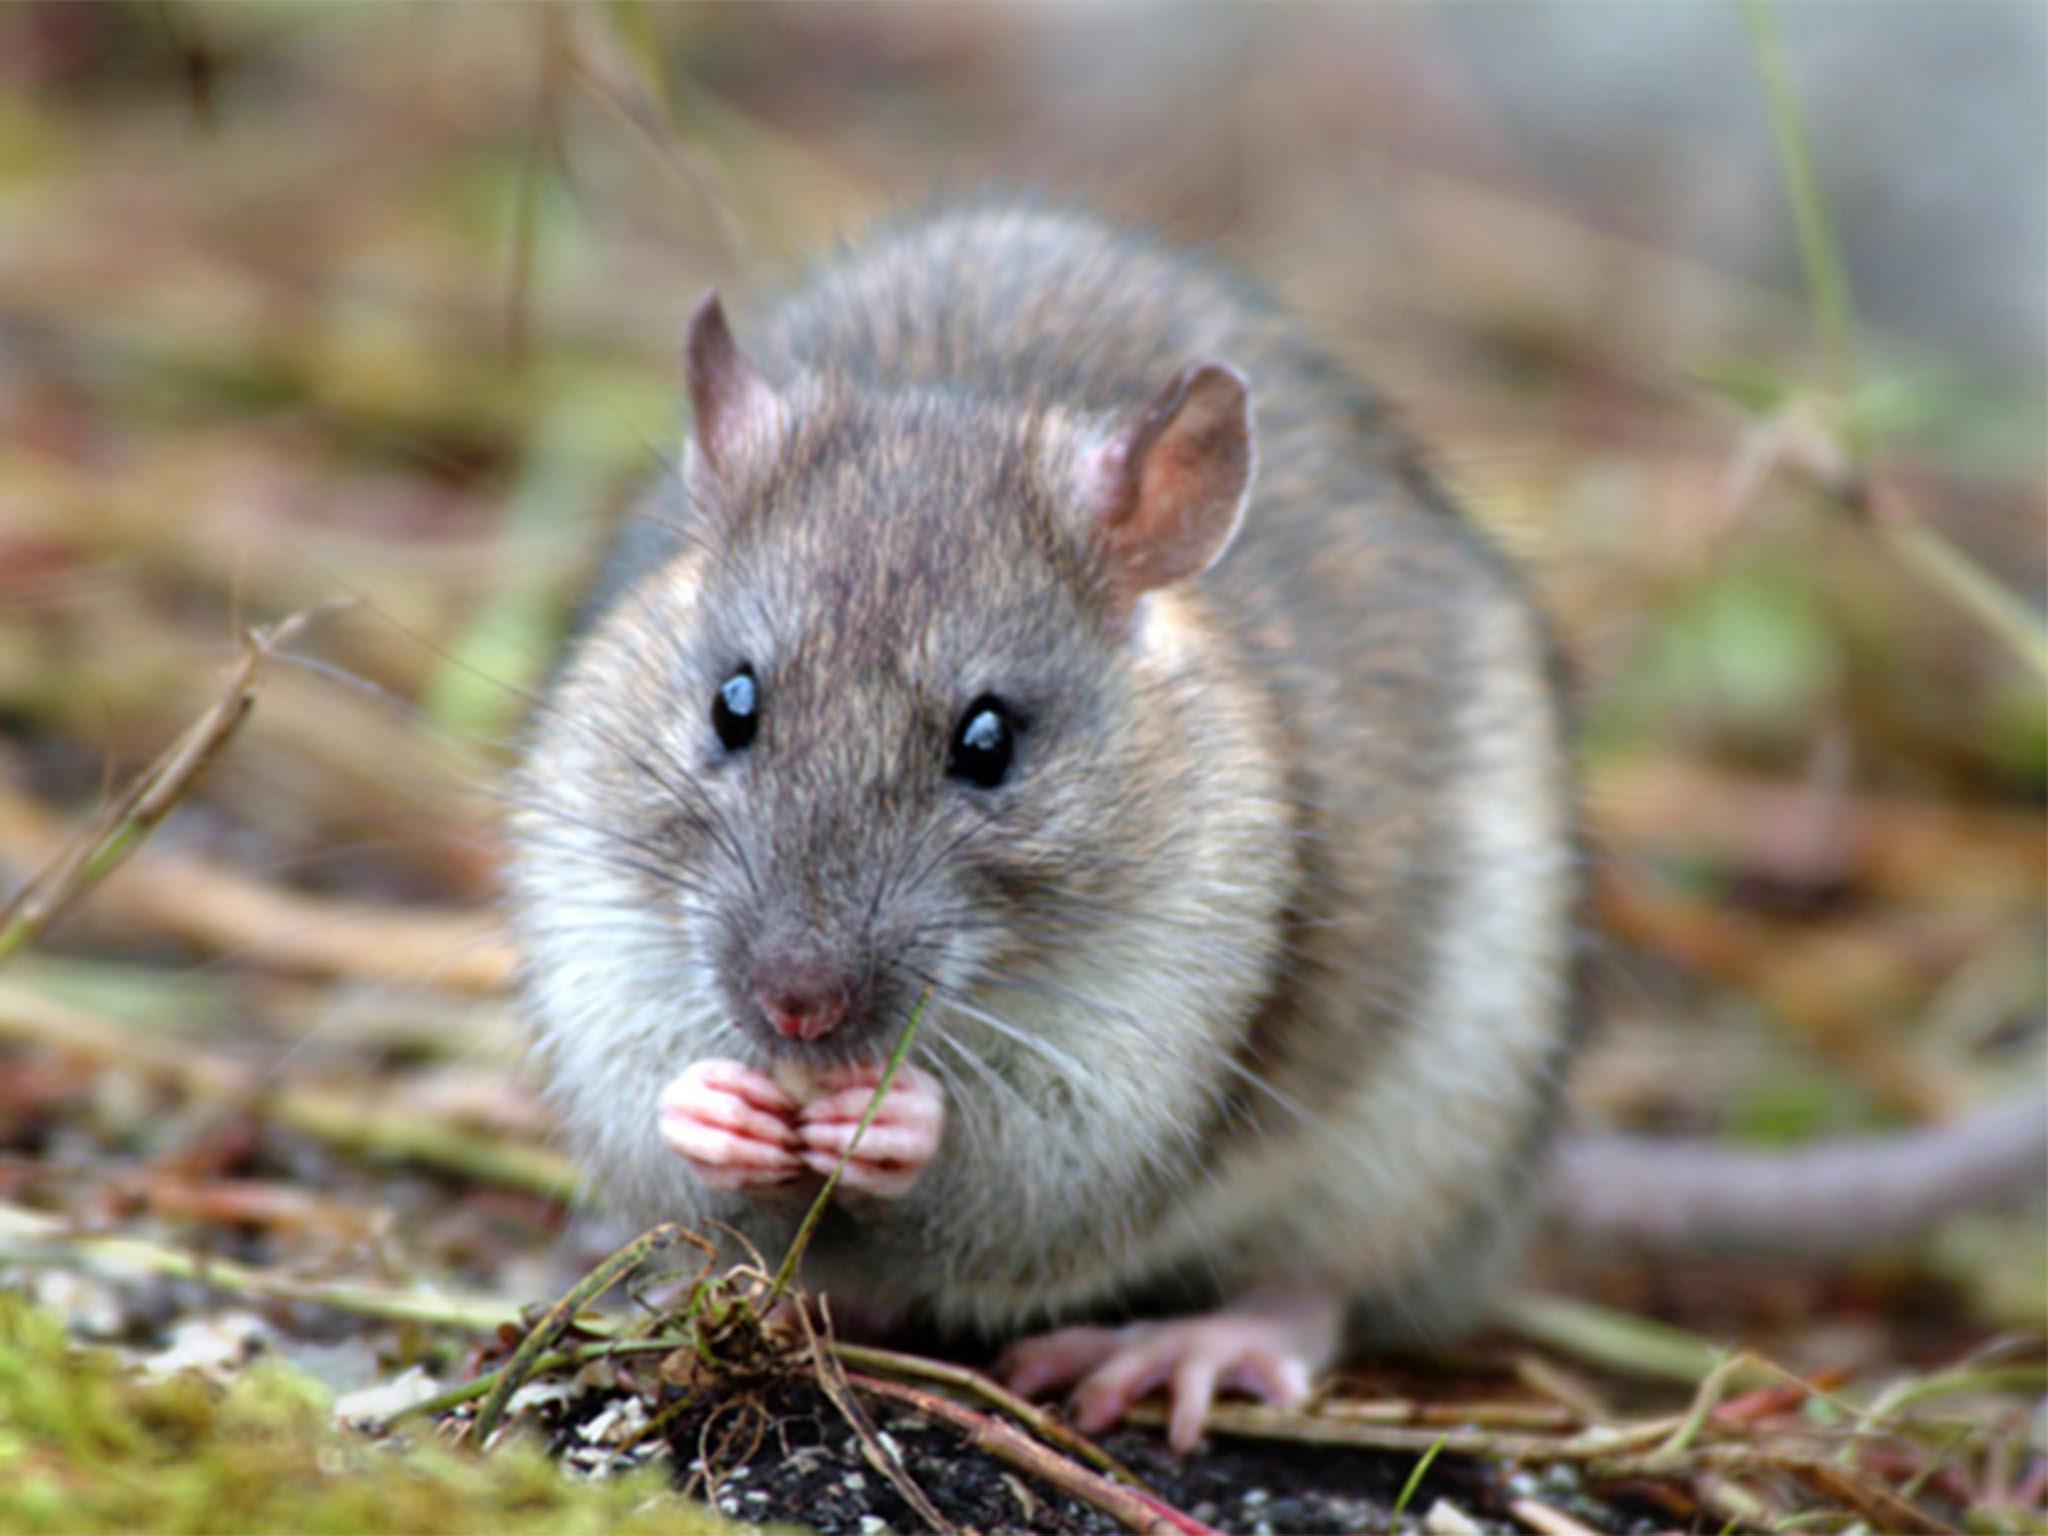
[511,204,1578,1445]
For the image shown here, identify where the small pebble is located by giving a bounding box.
[1424,1498,1483,1535]
[577,1396,649,1445]
[334,1366,443,1431]
[143,1311,270,1382]
[25,1271,127,1339]
[504,1379,574,1417]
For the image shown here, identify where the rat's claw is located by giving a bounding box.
[995,1325,1122,1399]
[797,1063,944,1199]
[659,1059,803,1192]
[999,1289,1339,1454]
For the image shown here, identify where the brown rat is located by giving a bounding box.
[507,203,2040,1449]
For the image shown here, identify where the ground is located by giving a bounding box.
[0,6,2041,1534]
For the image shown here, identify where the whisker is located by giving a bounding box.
[888,961,1095,1094]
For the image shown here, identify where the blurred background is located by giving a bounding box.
[0,0,2041,1357]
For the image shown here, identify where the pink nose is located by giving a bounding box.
[753,980,848,1042]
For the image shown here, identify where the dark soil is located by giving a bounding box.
[631,1378,1655,1536]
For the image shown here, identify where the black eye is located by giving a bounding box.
[712,666,759,753]
[947,697,1016,789]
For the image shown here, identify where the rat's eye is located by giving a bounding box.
[947,697,1016,789]
[711,666,759,753]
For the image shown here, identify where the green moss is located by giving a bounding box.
[0,1296,748,1536]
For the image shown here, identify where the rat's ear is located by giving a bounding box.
[1078,362,1254,599]
[684,291,781,473]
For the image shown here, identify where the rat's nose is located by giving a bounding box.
[751,964,850,1042]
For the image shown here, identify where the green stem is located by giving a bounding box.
[386,1338,685,1430]
[0,1203,522,1332]
[1739,0,1858,418]
[468,1222,695,1446]
[768,986,932,1305]
[1495,1291,1738,1385]
[1874,511,2048,680]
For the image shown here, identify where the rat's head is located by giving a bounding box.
[517,293,1256,1068]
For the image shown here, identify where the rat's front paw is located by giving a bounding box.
[998,1287,1341,1454]
[795,1063,945,1198]
[658,1059,803,1192]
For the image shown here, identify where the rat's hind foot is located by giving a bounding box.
[796,1063,945,1198]
[997,1285,1342,1454]
[658,1059,804,1192]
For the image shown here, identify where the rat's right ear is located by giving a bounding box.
[684,291,782,474]
[1073,362,1255,605]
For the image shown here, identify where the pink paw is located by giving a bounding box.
[796,1063,945,1198]
[998,1289,1340,1454]
[658,1059,802,1192]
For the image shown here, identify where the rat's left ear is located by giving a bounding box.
[1076,362,1254,599]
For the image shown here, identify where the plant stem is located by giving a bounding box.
[468,1222,701,1446]
[767,986,931,1305]
[1739,0,1857,414]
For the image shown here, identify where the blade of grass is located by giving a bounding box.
[1391,1434,1447,1524]
[1495,1291,1739,1385]
[1737,0,2047,676]
[766,985,932,1305]
[1738,0,1857,410]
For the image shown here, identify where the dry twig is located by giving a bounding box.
[0,605,336,966]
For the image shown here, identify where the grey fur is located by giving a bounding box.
[509,205,1578,1343]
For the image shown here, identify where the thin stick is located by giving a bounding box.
[0,1200,521,1332]
[828,1338,1149,1490]
[1125,1398,1685,1463]
[0,605,336,966]
[795,1305,958,1535]
[0,777,513,989]
[1864,485,2048,680]
[844,1371,1226,1536]
[0,982,575,1197]
[1646,1350,1746,1468]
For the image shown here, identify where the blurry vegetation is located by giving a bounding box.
[0,1294,735,1536]
[0,2,2040,1532]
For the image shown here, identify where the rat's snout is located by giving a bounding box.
[749,951,856,1042]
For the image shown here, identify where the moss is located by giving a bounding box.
[0,1296,750,1536]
